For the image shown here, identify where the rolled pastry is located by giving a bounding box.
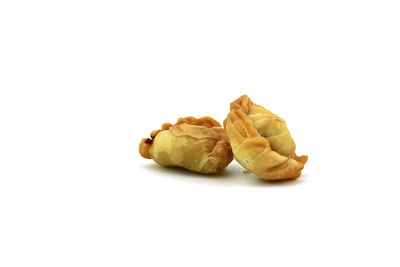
[139,116,233,174]
[224,95,307,180]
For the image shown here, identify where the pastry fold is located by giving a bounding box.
[139,116,233,174]
[224,95,307,180]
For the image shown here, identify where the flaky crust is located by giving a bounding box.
[139,116,233,174]
[224,95,307,180]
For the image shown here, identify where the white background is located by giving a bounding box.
[1,0,399,266]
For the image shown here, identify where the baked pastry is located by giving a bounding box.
[224,95,307,180]
[139,116,233,174]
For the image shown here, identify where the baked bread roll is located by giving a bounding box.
[139,116,233,174]
[224,95,307,180]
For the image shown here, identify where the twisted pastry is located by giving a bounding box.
[224,95,307,180]
[139,116,233,174]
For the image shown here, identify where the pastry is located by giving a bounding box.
[224,95,307,180]
[139,116,233,174]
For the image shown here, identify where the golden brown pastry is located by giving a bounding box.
[224,95,307,180]
[139,116,233,174]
